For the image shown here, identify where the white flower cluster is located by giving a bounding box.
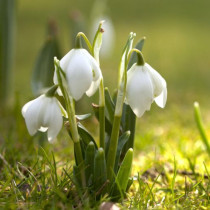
[22,46,167,142]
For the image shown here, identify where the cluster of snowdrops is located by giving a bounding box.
[22,22,167,201]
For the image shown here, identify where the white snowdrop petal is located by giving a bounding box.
[83,49,101,81]
[22,94,63,140]
[60,49,75,71]
[23,95,44,135]
[47,100,63,142]
[39,127,48,132]
[53,50,74,96]
[126,65,154,118]
[22,100,33,117]
[66,55,93,100]
[41,97,53,127]
[145,63,165,97]
[154,82,167,108]
[86,74,102,97]
[54,48,102,100]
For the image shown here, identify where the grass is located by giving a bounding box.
[1,0,210,209]
[0,99,209,209]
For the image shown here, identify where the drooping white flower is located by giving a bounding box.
[126,63,167,118]
[22,94,63,142]
[54,49,102,101]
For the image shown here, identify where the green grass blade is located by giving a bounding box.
[171,157,177,200]
[194,102,210,156]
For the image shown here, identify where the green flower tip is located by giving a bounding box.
[98,147,104,154]
[128,148,133,153]
[194,101,199,108]
[54,56,59,66]
[88,141,94,146]
[96,20,105,34]
[126,130,131,136]
[129,32,136,39]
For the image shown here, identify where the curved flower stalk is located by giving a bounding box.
[126,52,167,118]
[21,86,63,142]
[54,48,102,101]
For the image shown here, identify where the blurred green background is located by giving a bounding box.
[15,0,210,109]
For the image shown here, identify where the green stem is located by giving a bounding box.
[74,141,84,166]
[54,58,86,187]
[76,32,92,52]
[99,106,105,149]
[106,116,121,183]
[106,46,128,183]
[99,79,105,149]
[75,34,82,49]
[127,48,145,66]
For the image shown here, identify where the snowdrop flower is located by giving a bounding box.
[22,94,63,142]
[54,49,102,101]
[126,63,167,118]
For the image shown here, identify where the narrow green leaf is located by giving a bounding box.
[77,122,98,148]
[93,148,107,192]
[85,142,95,185]
[111,148,133,199]
[92,103,113,136]
[105,87,115,123]
[118,32,135,86]
[126,177,133,192]
[114,131,130,173]
[31,21,61,96]
[92,21,104,64]
[0,0,15,102]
